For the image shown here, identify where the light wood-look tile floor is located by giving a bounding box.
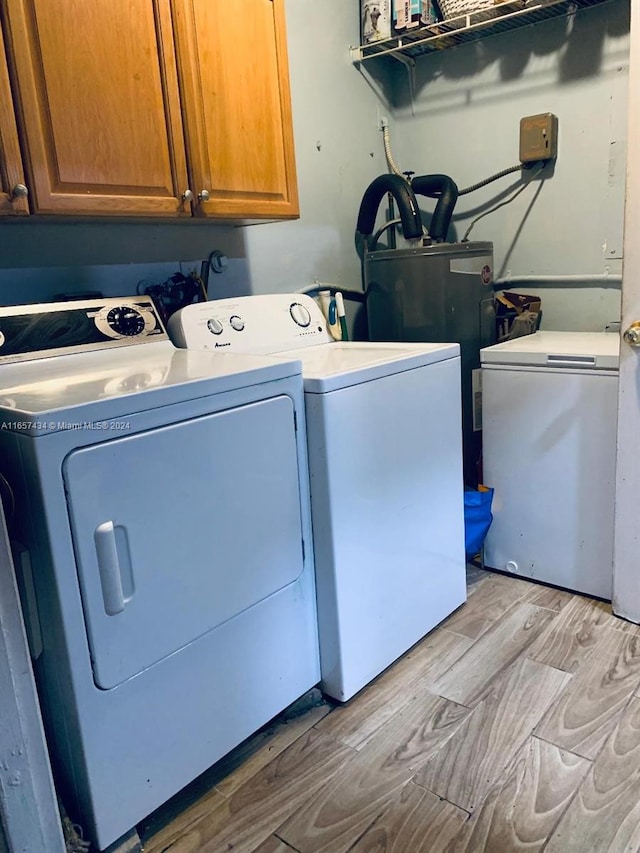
[138,568,640,853]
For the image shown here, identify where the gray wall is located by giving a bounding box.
[389,0,630,330]
[239,0,394,294]
[0,0,631,332]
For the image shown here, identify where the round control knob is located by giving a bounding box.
[229,315,245,332]
[106,306,145,337]
[290,302,311,327]
[209,251,228,274]
[207,318,223,335]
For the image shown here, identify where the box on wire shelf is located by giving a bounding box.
[436,0,505,22]
[393,0,440,29]
[361,0,392,43]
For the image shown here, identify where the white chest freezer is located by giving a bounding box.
[481,331,619,599]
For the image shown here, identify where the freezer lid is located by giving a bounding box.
[480,331,619,370]
[278,341,460,393]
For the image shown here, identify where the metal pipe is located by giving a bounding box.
[495,274,622,286]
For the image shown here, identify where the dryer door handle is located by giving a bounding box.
[94,521,126,615]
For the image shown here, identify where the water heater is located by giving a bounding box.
[365,240,496,486]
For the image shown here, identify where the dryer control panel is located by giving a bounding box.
[0,297,168,364]
[168,293,333,355]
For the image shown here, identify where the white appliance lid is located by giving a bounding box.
[481,331,619,370]
[277,341,460,393]
[0,342,301,431]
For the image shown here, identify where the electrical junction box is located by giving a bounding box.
[519,113,558,163]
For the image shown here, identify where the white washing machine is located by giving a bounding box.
[0,297,320,850]
[169,294,467,701]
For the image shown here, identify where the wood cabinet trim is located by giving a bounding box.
[0,12,28,215]
[271,0,299,216]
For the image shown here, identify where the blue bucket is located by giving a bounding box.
[464,487,494,558]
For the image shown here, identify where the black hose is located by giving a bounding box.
[356,175,423,243]
[411,174,459,242]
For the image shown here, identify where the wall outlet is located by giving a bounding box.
[519,113,558,163]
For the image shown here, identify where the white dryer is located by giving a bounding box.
[169,294,466,701]
[0,297,319,850]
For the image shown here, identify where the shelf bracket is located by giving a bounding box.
[393,53,417,116]
[349,45,416,114]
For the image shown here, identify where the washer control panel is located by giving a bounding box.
[0,297,167,364]
[168,293,334,355]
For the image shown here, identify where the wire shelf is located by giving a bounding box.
[351,0,611,62]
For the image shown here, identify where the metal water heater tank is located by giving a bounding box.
[365,241,496,486]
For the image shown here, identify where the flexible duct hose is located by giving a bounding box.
[356,174,423,243]
[411,174,459,242]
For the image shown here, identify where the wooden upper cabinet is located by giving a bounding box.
[172,0,299,220]
[0,16,28,215]
[2,0,191,216]
[1,0,299,221]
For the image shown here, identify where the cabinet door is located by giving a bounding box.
[173,0,299,220]
[2,0,191,216]
[0,17,28,215]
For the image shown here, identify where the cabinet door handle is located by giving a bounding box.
[181,189,194,202]
[198,189,210,202]
[11,184,29,199]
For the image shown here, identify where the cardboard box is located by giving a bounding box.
[361,0,392,43]
[392,0,439,29]
[495,291,542,342]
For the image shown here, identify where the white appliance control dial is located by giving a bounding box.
[290,303,311,327]
[93,302,159,340]
[230,315,245,332]
[207,318,223,335]
[106,306,145,336]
